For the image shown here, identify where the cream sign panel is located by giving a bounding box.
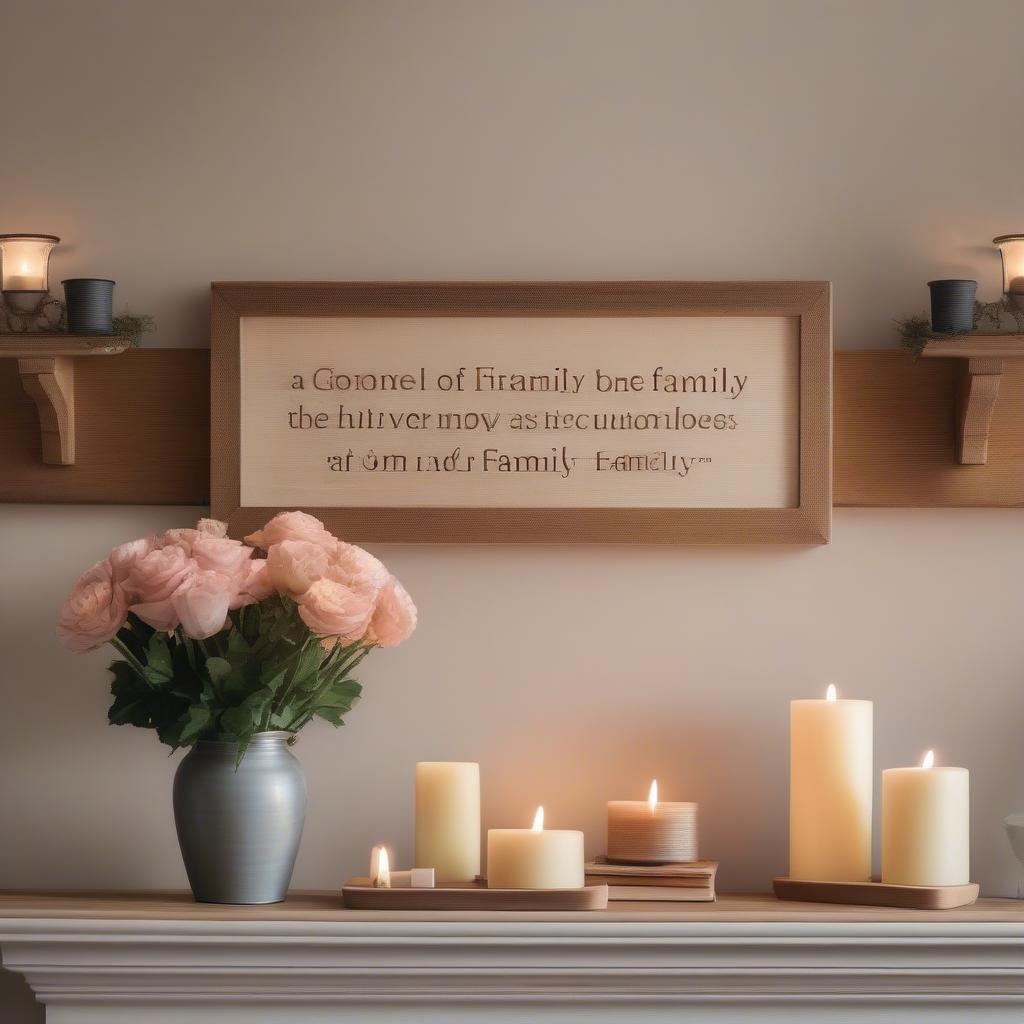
[239,316,799,510]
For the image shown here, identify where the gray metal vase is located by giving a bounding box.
[173,731,306,904]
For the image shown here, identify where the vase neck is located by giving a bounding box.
[202,730,292,749]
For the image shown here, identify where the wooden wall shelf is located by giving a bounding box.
[0,334,128,466]
[2,347,1024,515]
[920,334,1024,465]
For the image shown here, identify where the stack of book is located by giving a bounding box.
[584,857,718,902]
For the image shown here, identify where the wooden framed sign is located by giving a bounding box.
[211,281,831,543]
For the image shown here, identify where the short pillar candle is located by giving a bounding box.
[607,780,697,863]
[882,750,969,886]
[487,807,584,889]
[790,685,873,881]
[415,762,481,884]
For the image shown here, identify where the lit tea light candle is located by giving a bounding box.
[486,806,585,889]
[790,684,873,881]
[370,844,391,888]
[368,844,436,889]
[607,779,698,864]
[882,749,970,886]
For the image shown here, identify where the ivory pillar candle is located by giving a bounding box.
[790,685,873,881]
[882,750,969,886]
[607,780,697,863]
[415,762,481,883]
[487,807,585,889]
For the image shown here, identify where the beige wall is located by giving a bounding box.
[2,2,1024,1014]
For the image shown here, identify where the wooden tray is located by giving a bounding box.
[342,877,608,911]
[773,876,980,910]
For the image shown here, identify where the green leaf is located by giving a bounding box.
[146,633,173,679]
[314,705,348,727]
[109,657,190,738]
[204,656,232,685]
[330,679,363,702]
[178,705,212,745]
[269,708,296,730]
[219,687,273,738]
[309,677,363,728]
[228,630,252,658]
[143,664,171,686]
[291,641,326,691]
[220,703,255,738]
[261,668,288,697]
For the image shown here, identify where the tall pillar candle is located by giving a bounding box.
[882,750,969,886]
[790,685,873,881]
[415,762,481,883]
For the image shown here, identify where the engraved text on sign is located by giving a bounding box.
[239,316,799,509]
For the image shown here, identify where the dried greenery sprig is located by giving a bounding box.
[896,298,1024,356]
[112,312,155,347]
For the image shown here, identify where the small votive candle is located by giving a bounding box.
[487,806,585,889]
[607,780,697,864]
[882,749,970,887]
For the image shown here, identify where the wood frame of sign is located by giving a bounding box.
[211,281,831,544]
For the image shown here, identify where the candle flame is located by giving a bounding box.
[372,846,391,888]
[921,749,935,770]
[531,806,544,831]
[19,260,29,274]
[648,779,658,811]
[826,684,837,701]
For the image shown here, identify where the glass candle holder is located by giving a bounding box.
[0,234,59,313]
[994,234,1024,308]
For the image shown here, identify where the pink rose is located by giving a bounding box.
[197,518,228,538]
[266,539,329,597]
[233,559,274,608]
[158,527,201,554]
[127,545,197,631]
[57,559,129,652]
[327,542,389,602]
[192,535,253,579]
[298,578,373,642]
[157,518,229,554]
[245,511,337,553]
[172,570,232,639]
[367,576,417,648]
[108,536,156,584]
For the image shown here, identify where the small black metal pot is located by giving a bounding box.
[63,278,115,334]
[928,279,976,335]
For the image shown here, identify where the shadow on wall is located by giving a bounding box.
[0,967,41,1024]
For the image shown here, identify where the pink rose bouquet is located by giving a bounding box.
[57,512,416,760]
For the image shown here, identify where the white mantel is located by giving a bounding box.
[3,892,1024,1022]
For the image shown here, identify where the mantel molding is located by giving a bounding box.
[3,894,1024,1020]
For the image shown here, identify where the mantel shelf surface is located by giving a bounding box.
[3,891,1024,1021]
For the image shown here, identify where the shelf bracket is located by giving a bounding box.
[920,335,1024,467]
[17,355,75,465]
[956,358,1002,465]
